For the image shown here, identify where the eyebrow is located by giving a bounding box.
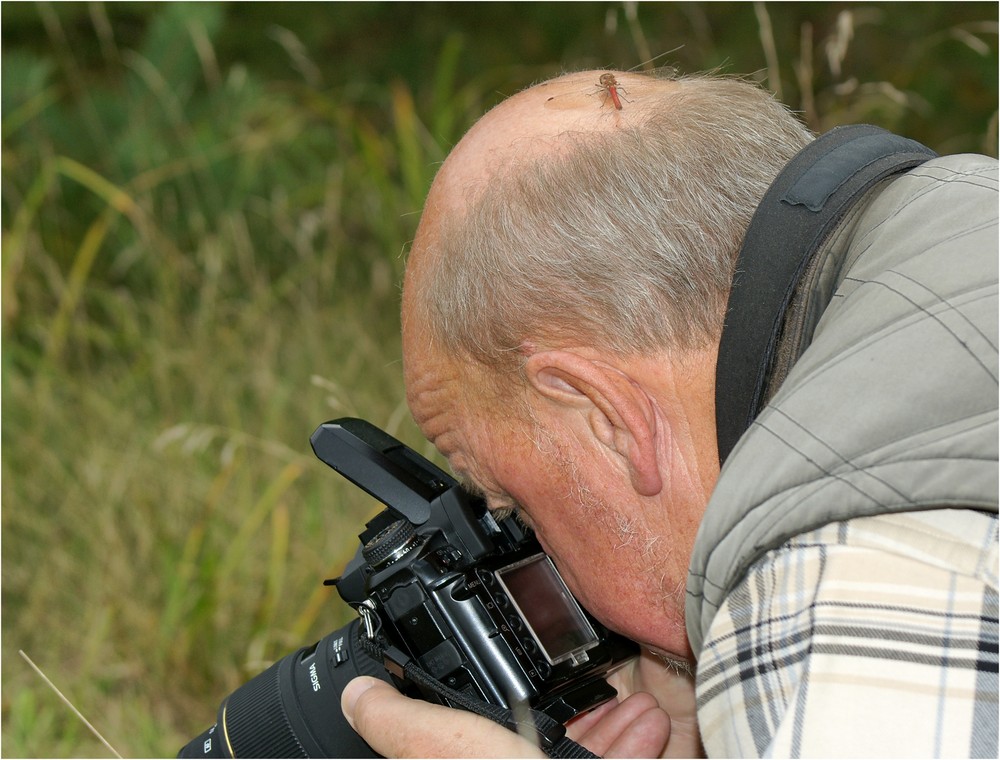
[455,472,486,498]
[455,474,520,513]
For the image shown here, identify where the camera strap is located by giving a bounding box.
[714,125,937,464]
[360,632,599,758]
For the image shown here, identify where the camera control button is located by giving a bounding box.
[478,570,497,589]
[329,635,350,666]
[363,520,419,570]
[418,639,463,679]
[434,547,463,568]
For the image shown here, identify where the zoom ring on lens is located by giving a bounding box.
[222,660,306,758]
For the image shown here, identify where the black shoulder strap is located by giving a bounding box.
[715,125,938,465]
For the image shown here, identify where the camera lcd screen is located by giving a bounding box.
[496,554,599,666]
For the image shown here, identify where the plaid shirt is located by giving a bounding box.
[696,508,999,758]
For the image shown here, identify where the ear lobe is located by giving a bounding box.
[524,351,663,497]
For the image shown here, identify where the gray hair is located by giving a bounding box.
[417,73,814,373]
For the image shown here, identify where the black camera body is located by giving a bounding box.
[179,418,636,758]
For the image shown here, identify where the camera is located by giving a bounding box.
[179,418,637,758]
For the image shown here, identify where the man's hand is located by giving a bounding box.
[562,691,672,757]
[341,649,700,758]
[341,677,544,758]
[591,651,702,758]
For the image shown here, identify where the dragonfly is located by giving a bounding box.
[541,51,682,113]
[598,72,628,110]
[543,71,633,112]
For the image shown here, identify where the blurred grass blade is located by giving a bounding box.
[4,159,58,331]
[44,206,117,362]
[754,1,782,99]
[260,501,291,634]
[1,84,61,140]
[160,456,239,653]
[289,553,351,642]
[219,462,304,584]
[392,81,428,210]
[44,157,146,361]
[430,33,464,144]
[18,651,123,759]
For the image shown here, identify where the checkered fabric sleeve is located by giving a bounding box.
[695,508,999,758]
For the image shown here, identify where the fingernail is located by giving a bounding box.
[341,676,375,728]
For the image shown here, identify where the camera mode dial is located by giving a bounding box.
[363,520,420,570]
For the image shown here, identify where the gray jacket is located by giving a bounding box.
[686,152,999,655]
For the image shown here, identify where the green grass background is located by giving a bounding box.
[2,2,996,756]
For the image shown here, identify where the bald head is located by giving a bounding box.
[424,71,675,230]
[403,69,813,383]
[404,70,681,365]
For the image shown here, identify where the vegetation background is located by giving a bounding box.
[2,2,996,756]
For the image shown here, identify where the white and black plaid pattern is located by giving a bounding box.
[696,508,998,758]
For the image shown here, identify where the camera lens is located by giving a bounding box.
[178,619,391,758]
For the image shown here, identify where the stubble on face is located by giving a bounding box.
[524,416,689,647]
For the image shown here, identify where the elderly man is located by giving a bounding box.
[340,70,998,757]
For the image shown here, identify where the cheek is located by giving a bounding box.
[522,493,676,645]
[556,556,648,648]
[526,505,629,616]
[490,443,649,625]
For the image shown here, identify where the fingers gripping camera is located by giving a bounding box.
[179,419,636,758]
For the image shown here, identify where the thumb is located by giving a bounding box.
[341,676,544,758]
[341,676,381,733]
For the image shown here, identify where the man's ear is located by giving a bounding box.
[523,351,662,497]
